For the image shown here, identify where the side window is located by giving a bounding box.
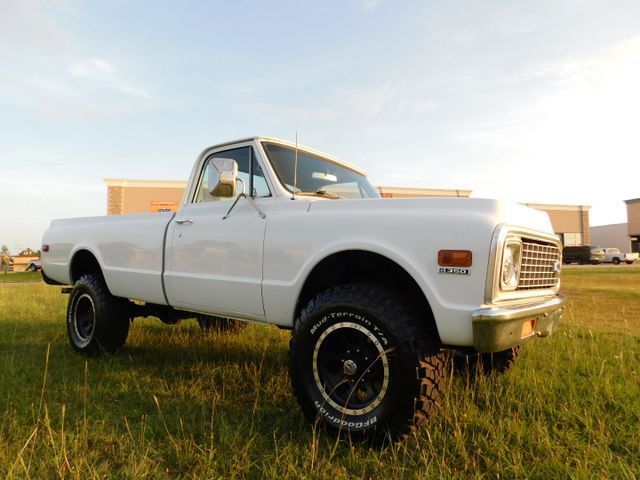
[194,147,270,203]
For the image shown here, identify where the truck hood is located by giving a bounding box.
[307,197,554,235]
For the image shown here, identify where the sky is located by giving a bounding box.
[1,0,640,252]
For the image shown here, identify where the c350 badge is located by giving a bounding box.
[438,267,470,275]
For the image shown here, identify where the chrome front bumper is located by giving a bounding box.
[471,295,567,353]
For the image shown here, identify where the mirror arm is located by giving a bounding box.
[223,192,267,221]
[244,195,267,219]
[222,176,266,220]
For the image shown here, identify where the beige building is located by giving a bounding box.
[104,179,591,245]
[625,198,640,253]
[522,203,591,246]
[376,186,472,198]
[105,179,187,215]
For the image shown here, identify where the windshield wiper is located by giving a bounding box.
[297,190,344,199]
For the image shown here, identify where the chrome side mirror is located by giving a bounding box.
[208,157,238,197]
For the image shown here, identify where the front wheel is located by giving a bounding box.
[612,258,621,265]
[626,261,634,265]
[66,274,130,356]
[289,284,447,442]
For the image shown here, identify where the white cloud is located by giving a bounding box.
[361,0,382,13]
[69,57,152,100]
[0,2,154,121]
[70,58,116,78]
[335,82,438,118]
[0,0,73,54]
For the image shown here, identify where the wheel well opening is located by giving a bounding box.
[70,250,103,284]
[296,250,440,341]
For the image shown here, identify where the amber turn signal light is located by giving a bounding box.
[438,250,472,267]
[521,318,538,338]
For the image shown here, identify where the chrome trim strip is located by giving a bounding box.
[472,294,567,322]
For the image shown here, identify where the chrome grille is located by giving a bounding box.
[517,239,561,290]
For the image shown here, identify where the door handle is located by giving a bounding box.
[175,218,194,225]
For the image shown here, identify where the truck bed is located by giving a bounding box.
[42,212,175,305]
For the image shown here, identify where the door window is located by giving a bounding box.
[194,147,270,203]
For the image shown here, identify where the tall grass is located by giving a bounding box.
[0,271,638,478]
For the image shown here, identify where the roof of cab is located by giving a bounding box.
[206,136,368,176]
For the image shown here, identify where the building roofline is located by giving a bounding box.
[104,178,187,188]
[624,198,640,205]
[377,186,472,197]
[524,203,591,212]
[590,222,628,228]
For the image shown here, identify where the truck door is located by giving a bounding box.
[164,145,273,319]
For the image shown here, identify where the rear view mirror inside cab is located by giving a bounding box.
[312,172,337,182]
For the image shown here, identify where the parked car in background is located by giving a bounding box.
[26,259,42,271]
[562,245,606,264]
[602,248,638,265]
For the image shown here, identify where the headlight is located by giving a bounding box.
[501,241,522,291]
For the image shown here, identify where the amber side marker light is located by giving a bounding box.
[521,318,538,338]
[438,250,472,267]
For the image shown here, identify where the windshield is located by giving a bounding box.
[262,142,379,199]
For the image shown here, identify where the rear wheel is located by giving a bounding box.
[612,258,621,265]
[66,274,130,356]
[289,284,447,442]
[626,261,634,265]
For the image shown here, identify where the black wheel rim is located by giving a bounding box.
[73,294,96,344]
[312,321,389,416]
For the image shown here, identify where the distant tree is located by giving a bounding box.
[18,248,38,257]
[0,245,12,274]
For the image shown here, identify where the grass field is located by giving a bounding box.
[0,271,42,283]
[0,270,638,479]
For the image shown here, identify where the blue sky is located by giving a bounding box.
[2,0,640,251]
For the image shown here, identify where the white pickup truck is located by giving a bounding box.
[42,136,566,441]
[602,248,638,265]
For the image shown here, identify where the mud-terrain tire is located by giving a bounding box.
[289,283,447,442]
[454,345,520,376]
[196,314,246,333]
[66,274,130,356]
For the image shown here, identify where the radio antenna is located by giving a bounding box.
[292,126,298,200]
